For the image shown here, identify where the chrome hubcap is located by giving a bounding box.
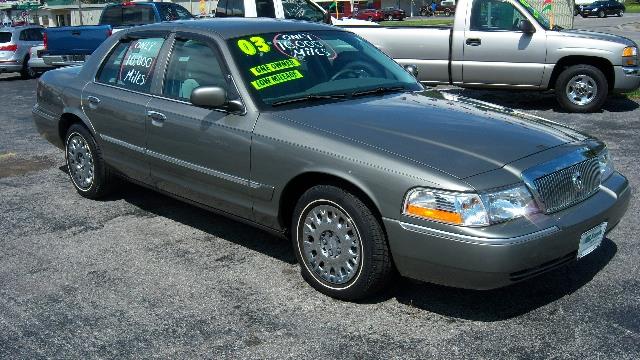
[566,75,597,106]
[301,203,361,285]
[66,134,94,190]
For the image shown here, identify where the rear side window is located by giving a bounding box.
[96,37,165,93]
[158,4,194,21]
[1,32,13,43]
[216,0,244,17]
[122,5,156,26]
[215,0,228,17]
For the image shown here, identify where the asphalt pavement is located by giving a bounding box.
[1,18,639,359]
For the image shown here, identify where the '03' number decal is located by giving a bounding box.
[237,36,270,55]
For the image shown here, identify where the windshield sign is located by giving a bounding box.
[228,30,422,106]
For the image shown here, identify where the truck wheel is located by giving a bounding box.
[292,185,392,300]
[444,9,451,17]
[65,124,113,199]
[555,64,608,113]
[598,10,606,18]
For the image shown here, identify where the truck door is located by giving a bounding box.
[461,0,547,87]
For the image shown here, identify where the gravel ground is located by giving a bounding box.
[1,20,639,359]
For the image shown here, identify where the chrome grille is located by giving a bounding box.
[533,158,601,214]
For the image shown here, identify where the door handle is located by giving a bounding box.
[147,110,167,127]
[86,96,100,109]
[465,38,482,46]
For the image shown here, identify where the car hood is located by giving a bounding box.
[555,29,635,47]
[273,90,589,179]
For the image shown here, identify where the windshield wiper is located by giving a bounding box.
[271,93,346,107]
[351,86,407,98]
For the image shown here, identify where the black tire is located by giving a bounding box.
[292,185,392,300]
[618,10,623,17]
[387,15,393,21]
[367,16,372,21]
[581,13,587,18]
[20,56,32,79]
[444,9,451,17]
[555,64,608,113]
[65,124,113,199]
[598,10,606,18]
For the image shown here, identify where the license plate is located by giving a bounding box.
[578,222,607,258]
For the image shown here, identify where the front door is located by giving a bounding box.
[82,34,167,181]
[146,34,256,219]
[462,0,547,87]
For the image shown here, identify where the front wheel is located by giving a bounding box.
[292,185,392,300]
[598,10,606,18]
[65,124,114,198]
[555,64,608,113]
[387,15,393,21]
[20,57,32,79]
[444,9,452,17]
[618,10,623,17]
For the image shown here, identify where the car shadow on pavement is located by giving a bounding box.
[387,238,617,321]
[57,165,298,265]
[443,88,639,113]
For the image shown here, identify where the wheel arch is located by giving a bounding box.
[278,171,384,234]
[549,56,615,91]
[58,110,95,145]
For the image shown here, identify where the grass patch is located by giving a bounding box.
[625,3,640,13]
[624,89,640,99]
[379,18,454,26]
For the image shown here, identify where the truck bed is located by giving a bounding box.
[44,25,112,56]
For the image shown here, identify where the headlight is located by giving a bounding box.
[403,184,539,227]
[622,46,638,66]
[598,148,615,180]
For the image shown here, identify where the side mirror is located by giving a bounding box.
[190,86,226,108]
[190,86,245,112]
[518,19,536,34]
[403,64,419,78]
[323,12,332,25]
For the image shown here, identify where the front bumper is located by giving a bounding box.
[383,172,631,290]
[613,65,640,92]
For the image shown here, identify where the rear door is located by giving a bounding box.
[461,0,547,87]
[145,33,255,218]
[82,32,168,181]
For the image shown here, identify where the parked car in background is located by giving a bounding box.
[42,1,193,68]
[33,19,631,300]
[27,45,54,76]
[352,8,385,21]
[580,0,625,17]
[0,25,43,78]
[420,0,456,16]
[574,0,595,16]
[348,0,640,112]
[381,7,406,20]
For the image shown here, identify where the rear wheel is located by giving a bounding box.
[444,9,452,16]
[19,56,32,79]
[598,10,606,18]
[617,10,623,17]
[555,64,608,113]
[292,185,392,300]
[65,124,113,199]
[387,14,393,21]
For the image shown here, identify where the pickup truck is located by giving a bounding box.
[43,1,193,67]
[348,0,640,112]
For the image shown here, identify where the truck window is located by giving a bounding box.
[122,5,156,26]
[101,6,123,27]
[158,3,194,21]
[96,37,165,93]
[162,39,227,101]
[470,0,526,31]
[215,0,228,17]
[282,0,324,22]
[256,0,276,17]
[229,0,245,16]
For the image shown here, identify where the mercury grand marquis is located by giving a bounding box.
[32,19,631,300]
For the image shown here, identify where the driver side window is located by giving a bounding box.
[470,0,526,31]
[162,39,227,101]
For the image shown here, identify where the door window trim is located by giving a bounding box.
[468,0,531,33]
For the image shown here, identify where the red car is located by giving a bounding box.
[352,8,384,22]
[382,7,406,21]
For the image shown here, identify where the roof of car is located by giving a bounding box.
[123,18,341,39]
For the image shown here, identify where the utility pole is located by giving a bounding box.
[77,0,83,25]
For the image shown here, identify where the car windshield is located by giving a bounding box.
[282,0,325,22]
[517,0,551,30]
[228,30,422,107]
